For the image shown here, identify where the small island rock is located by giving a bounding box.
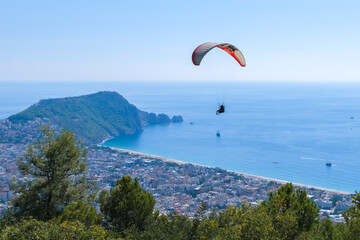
[157,113,171,124]
[171,115,183,123]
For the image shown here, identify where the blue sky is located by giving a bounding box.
[1,0,359,82]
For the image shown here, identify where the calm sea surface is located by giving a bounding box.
[1,81,360,193]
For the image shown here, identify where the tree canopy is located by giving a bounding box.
[99,176,156,232]
[10,127,92,221]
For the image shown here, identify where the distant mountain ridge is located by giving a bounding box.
[8,91,183,143]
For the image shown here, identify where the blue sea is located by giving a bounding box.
[1,81,360,193]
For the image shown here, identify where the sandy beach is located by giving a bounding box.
[108,147,351,195]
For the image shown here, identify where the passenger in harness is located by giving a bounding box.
[216,104,225,115]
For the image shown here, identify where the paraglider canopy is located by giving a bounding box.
[192,42,246,67]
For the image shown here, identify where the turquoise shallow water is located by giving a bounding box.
[2,81,360,193]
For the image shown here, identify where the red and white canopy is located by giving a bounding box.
[192,42,246,67]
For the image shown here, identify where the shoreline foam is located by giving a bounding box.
[106,146,351,195]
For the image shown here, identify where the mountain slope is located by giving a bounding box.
[8,91,180,143]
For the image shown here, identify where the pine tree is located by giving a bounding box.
[57,200,102,227]
[342,191,360,239]
[10,126,91,221]
[262,183,319,239]
[99,176,155,232]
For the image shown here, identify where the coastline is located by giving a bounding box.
[105,146,351,195]
[98,137,113,145]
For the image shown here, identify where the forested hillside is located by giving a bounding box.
[8,91,180,143]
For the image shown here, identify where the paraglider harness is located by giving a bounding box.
[216,104,225,115]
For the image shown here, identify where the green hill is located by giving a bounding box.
[8,91,180,143]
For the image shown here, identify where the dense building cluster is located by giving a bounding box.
[0,119,354,222]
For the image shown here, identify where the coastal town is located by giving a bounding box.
[0,118,355,222]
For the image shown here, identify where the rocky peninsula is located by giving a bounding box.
[7,91,183,143]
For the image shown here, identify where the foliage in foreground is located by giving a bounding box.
[99,176,156,233]
[9,127,93,221]
[0,218,108,240]
[3,182,360,239]
[56,200,102,228]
